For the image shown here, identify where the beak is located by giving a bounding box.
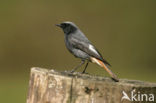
[55,24,61,27]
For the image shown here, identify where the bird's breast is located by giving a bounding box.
[64,36,73,52]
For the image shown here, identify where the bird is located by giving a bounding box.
[55,21,119,82]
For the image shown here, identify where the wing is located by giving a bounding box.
[69,37,111,66]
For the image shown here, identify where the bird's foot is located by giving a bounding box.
[70,70,75,73]
[81,71,89,74]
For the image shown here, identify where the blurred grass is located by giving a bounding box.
[0,0,156,103]
[0,75,28,103]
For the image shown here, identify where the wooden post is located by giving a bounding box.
[27,67,156,103]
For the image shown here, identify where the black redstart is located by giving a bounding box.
[56,21,119,82]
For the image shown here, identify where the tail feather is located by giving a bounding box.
[90,57,119,82]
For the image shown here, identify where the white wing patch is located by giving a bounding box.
[89,45,99,55]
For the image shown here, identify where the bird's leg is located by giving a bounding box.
[71,60,85,73]
[82,61,89,74]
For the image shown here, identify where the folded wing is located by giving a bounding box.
[70,37,111,66]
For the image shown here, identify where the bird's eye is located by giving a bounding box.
[60,23,64,28]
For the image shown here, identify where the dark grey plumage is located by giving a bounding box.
[56,21,119,82]
[56,21,110,66]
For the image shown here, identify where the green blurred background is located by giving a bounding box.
[0,0,156,103]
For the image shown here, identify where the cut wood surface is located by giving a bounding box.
[27,67,156,103]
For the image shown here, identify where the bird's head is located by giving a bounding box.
[56,21,77,34]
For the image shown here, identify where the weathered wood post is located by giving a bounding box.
[27,67,156,103]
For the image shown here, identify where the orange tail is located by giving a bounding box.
[90,57,119,82]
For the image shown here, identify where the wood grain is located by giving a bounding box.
[27,67,156,103]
